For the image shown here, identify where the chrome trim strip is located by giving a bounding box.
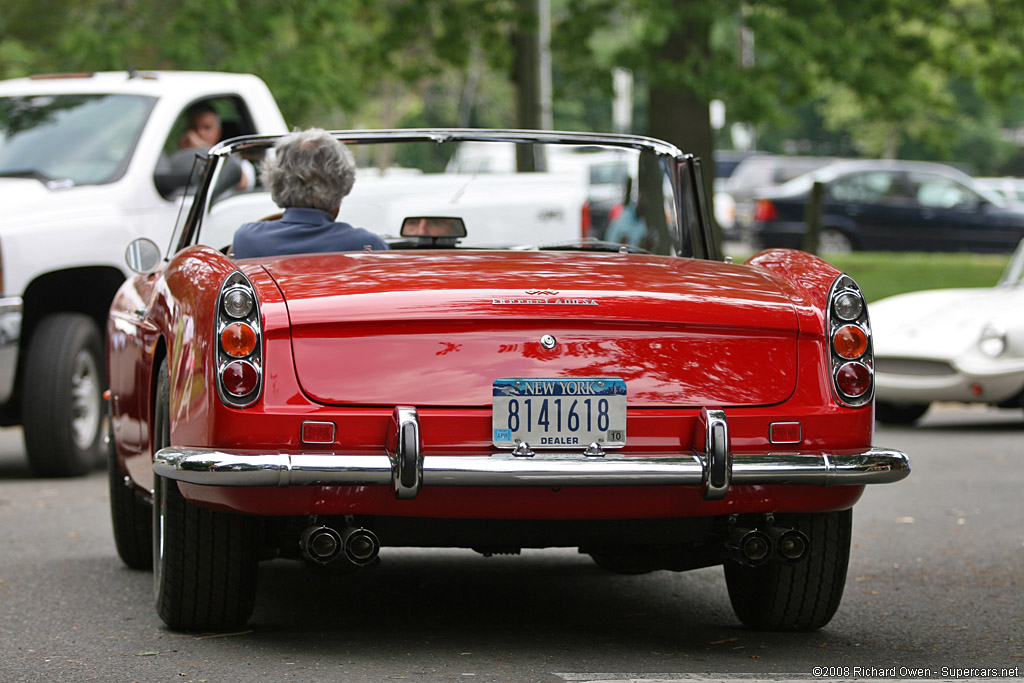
[154,446,910,489]
[153,450,394,487]
[211,128,685,160]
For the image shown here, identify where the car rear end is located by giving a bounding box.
[746,190,812,249]
[139,131,908,633]
[162,249,901,555]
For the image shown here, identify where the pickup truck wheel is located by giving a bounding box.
[819,229,854,254]
[108,438,152,570]
[152,359,258,631]
[23,313,106,477]
[724,509,851,631]
[875,401,930,425]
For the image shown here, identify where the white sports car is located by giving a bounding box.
[871,239,1024,424]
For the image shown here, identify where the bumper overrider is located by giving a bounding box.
[154,407,910,501]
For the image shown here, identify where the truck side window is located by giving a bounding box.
[156,97,258,200]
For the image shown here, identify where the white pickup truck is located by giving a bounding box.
[0,71,287,476]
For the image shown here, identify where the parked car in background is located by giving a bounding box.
[871,237,1024,424]
[722,154,837,238]
[975,176,1024,207]
[747,160,1022,253]
[0,70,287,477]
[712,149,759,181]
[106,129,908,633]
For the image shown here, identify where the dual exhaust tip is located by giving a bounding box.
[726,525,809,567]
[301,522,804,570]
[300,525,381,567]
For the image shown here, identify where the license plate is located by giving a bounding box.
[492,377,627,449]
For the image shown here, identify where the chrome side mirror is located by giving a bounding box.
[125,238,162,274]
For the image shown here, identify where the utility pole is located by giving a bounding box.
[513,0,551,171]
[612,68,633,134]
[538,0,553,131]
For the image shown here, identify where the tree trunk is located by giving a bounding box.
[514,0,541,171]
[645,15,719,252]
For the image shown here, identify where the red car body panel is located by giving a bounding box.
[268,251,801,407]
[179,481,864,520]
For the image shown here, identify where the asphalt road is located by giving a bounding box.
[0,404,1021,683]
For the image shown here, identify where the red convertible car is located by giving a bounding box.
[106,130,909,632]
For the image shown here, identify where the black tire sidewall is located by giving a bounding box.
[875,401,930,425]
[23,313,106,477]
[108,441,153,570]
[152,359,258,631]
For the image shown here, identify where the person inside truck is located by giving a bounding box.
[178,103,253,191]
[232,128,388,259]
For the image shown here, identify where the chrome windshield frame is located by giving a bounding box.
[175,129,706,259]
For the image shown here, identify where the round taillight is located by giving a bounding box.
[835,362,871,398]
[223,287,254,319]
[221,360,259,397]
[833,291,864,321]
[833,324,868,359]
[221,322,257,358]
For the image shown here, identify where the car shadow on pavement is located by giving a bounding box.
[241,550,832,659]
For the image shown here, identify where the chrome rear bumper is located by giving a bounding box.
[154,407,910,500]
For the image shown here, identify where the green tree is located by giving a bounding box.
[0,0,517,128]
[556,0,1024,172]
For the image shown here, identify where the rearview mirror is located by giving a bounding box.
[400,216,467,238]
[125,238,162,274]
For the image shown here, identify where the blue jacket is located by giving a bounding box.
[233,207,389,259]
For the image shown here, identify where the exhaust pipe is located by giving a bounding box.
[300,525,381,567]
[768,527,809,564]
[300,525,344,564]
[725,527,773,567]
[340,526,380,567]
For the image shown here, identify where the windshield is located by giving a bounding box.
[196,136,688,257]
[0,94,155,186]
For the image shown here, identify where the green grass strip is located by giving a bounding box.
[828,251,1010,302]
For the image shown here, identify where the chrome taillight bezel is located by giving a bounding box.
[827,274,873,407]
[216,272,262,407]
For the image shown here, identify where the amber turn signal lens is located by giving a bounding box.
[833,324,868,359]
[835,362,871,398]
[221,322,257,358]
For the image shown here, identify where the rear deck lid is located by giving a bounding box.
[261,251,801,407]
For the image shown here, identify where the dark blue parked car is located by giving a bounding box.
[746,160,1024,253]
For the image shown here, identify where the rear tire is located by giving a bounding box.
[875,401,929,425]
[152,359,258,631]
[23,313,106,477]
[108,438,153,569]
[724,510,851,631]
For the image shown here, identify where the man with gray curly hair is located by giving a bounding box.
[232,128,388,258]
